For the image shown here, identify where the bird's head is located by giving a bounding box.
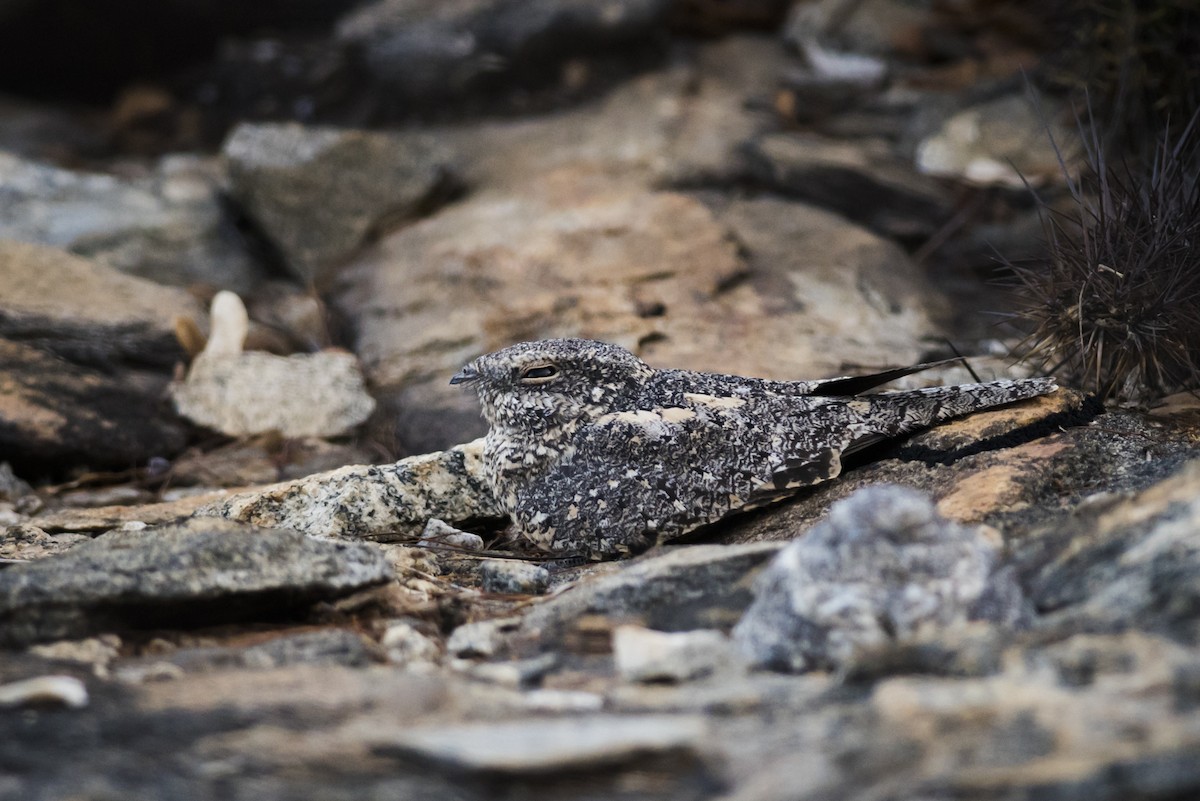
[451,339,653,433]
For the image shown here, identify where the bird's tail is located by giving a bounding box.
[847,377,1057,453]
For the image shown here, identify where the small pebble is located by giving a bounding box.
[0,675,88,709]
[479,559,550,595]
[612,625,737,683]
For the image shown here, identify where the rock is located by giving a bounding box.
[0,462,31,502]
[916,94,1078,188]
[381,620,442,664]
[0,525,88,561]
[0,675,87,708]
[784,0,934,57]
[418,518,485,551]
[27,492,228,536]
[612,625,738,683]
[733,485,1029,672]
[0,338,190,476]
[335,175,940,454]
[0,240,203,368]
[1027,457,1200,641]
[148,629,384,674]
[336,0,672,105]
[0,152,263,292]
[374,714,708,774]
[170,291,376,438]
[0,518,393,646]
[479,560,550,595]
[222,123,457,284]
[197,438,502,539]
[166,436,376,488]
[456,653,558,688]
[458,543,783,662]
[743,132,953,239]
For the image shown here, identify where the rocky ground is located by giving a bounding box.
[2,1,1200,799]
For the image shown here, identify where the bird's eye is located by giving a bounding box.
[520,364,559,382]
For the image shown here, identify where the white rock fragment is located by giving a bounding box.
[612,625,740,683]
[380,621,442,665]
[0,675,88,709]
[171,291,375,438]
[378,715,708,774]
[418,518,485,551]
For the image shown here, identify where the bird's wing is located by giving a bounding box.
[512,398,850,557]
[513,377,1056,558]
[799,359,964,396]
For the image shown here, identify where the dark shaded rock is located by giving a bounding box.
[0,664,456,801]
[148,629,385,674]
[1026,457,1200,642]
[0,519,393,647]
[0,240,203,369]
[743,132,953,240]
[337,0,672,105]
[733,485,1029,672]
[223,123,458,284]
[0,339,189,476]
[0,153,263,292]
[0,92,106,162]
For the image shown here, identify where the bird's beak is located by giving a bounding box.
[450,364,479,385]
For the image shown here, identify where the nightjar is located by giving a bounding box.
[451,339,1055,559]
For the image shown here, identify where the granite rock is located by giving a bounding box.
[197,438,502,540]
[733,485,1029,672]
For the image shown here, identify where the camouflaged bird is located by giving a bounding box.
[451,339,1056,559]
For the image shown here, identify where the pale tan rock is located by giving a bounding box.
[916,95,1079,188]
[171,292,375,438]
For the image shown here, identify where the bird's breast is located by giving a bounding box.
[481,425,577,509]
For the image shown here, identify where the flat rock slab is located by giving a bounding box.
[0,519,393,646]
[0,239,203,368]
[376,714,707,775]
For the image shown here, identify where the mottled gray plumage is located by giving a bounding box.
[451,339,1056,558]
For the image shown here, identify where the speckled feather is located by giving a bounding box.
[451,339,1056,558]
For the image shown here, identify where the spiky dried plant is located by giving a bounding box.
[1005,112,1200,402]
